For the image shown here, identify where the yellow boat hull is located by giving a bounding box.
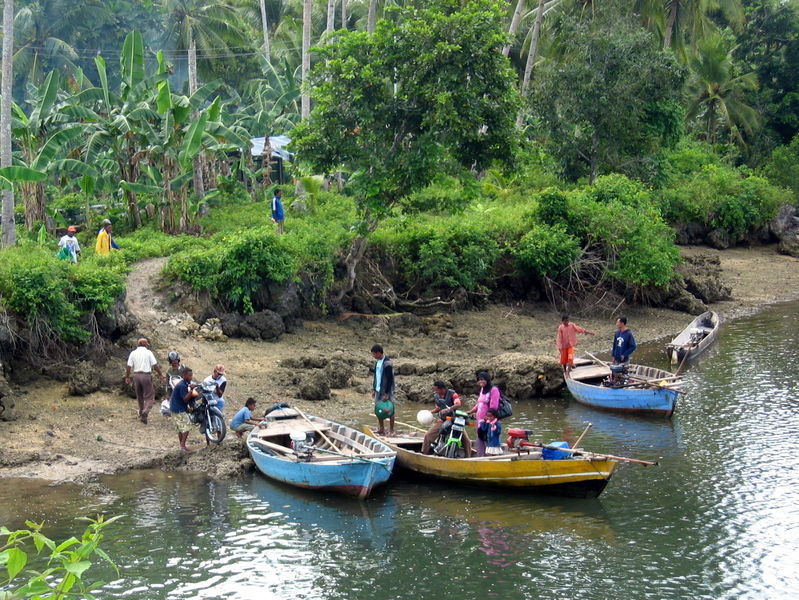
[363,426,617,498]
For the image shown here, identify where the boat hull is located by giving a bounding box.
[248,445,395,499]
[365,427,616,499]
[666,310,721,363]
[247,415,396,499]
[565,376,678,416]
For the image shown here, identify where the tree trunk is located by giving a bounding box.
[663,0,678,50]
[259,0,271,62]
[125,138,142,228]
[188,36,205,203]
[341,0,348,30]
[517,0,545,127]
[589,129,599,184]
[502,0,526,57]
[302,0,312,119]
[1,0,15,247]
[367,0,378,33]
[326,0,336,35]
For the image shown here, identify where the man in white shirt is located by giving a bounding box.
[58,226,81,263]
[124,338,165,424]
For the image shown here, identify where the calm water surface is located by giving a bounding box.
[2,303,799,599]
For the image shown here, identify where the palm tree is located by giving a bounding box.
[162,0,248,199]
[503,0,527,57]
[259,0,272,61]
[2,0,15,246]
[687,34,759,144]
[656,0,744,51]
[301,0,312,118]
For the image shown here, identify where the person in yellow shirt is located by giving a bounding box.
[95,219,115,255]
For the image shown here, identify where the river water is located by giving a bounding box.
[2,302,799,599]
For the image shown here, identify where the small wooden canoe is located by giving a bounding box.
[567,362,682,417]
[247,408,396,499]
[364,426,617,499]
[666,310,721,364]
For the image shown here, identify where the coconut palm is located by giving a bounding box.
[12,0,103,90]
[2,0,15,246]
[686,34,759,144]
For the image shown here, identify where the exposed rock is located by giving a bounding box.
[299,371,330,401]
[0,374,16,421]
[219,313,243,338]
[678,254,732,303]
[68,361,102,396]
[196,318,227,342]
[773,205,799,257]
[239,310,285,341]
[96,296,139,340]
[323,359,353,389]
[386,313,423,336]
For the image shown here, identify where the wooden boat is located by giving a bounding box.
[363,426,618,499]
[247,407,396,499]
[666,310,720,364]
[566,360,682,417]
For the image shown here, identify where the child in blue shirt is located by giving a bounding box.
[231,398,261,437]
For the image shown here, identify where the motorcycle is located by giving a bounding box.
[188,381,227,444]
[433,410,473,458]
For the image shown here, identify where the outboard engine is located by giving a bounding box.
[688,327,704,344]
[290,431,316,461]
[507,428,538,450]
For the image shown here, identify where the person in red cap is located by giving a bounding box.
[203,364,227,412]
[58,226,81,263]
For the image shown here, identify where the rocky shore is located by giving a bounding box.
[1,244,798,485]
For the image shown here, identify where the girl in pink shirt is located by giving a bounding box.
[469,371,501,456]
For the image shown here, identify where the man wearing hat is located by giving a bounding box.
[124,338,165,424]
[58,226,81,263]
[95,219,119,255]
[202,364,228,412]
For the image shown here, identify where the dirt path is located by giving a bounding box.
[2,244,799,483]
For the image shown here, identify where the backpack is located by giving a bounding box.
[496,394,513,420]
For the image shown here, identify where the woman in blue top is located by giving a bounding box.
[271,188,285,234]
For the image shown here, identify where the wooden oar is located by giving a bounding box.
[540,443,658,466]
[295,407,338,451]
[394,420,427,433]
[311,445,393,471]
[584,351,611,368]
[572,422,592,449]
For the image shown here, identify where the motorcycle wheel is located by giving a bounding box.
[204,407,227,444]
[443,442,461,459]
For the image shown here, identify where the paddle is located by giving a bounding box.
[310,445,393,471]
[572,422,592,449]
[584,351,611,368]
[538,443,659,466]
[294,407,339,451]
[393,420,427,434]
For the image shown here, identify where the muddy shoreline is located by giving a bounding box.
[1,245,797,485]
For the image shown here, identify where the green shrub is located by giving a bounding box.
[0,245,127,343]
[399,175,473,215]
[219,228,297,312]
[376,219,500,291]
[514,224,581,278]
[656,164,788,236]
[535,188,570,227]
[585,174,650,206]
[163,245,225,292]
[569,192,679,287]
[762,134,799,201]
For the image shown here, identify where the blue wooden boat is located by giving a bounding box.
[246,407,396,499]
[566,361,682,417]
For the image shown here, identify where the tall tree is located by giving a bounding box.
[301,0,312,118]
[293,0,519,299]
[503,0,526,57]
[259,0,271,61]
[660,0,744,51]
[532,12,685,182]
[2,0,15,246]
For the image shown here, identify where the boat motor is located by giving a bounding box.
[507,428,539,450]
[290,431,316,461]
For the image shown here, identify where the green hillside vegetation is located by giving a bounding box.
[0,0,797,353]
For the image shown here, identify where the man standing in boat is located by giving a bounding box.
[612,317,637,365]
[371,344,395,436]
[556,314,595,377]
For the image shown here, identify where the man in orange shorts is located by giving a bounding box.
[556,314,595,377]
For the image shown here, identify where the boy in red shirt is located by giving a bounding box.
[556,314,595,377]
